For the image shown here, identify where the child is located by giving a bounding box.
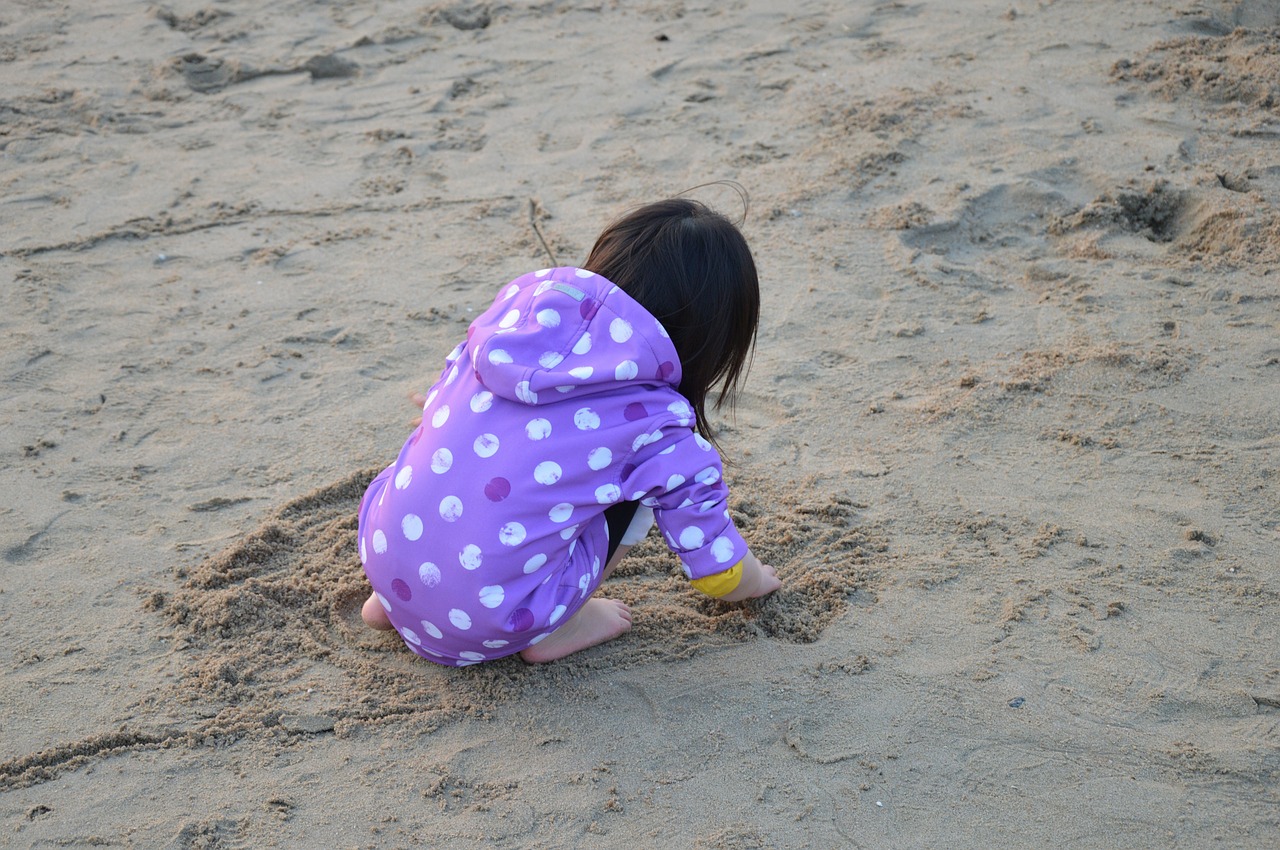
[358,198,781,665]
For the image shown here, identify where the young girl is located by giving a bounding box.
[357,198,781,665]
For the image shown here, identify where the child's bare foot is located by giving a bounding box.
[519,598,632,664]
[361,592,395,630]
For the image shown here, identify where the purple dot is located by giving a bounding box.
[580,299,599,320]
[658,361,677,380]
[484,476,512,502]
[621,463,637,480]
[624,402,648,421]
[508,608,535,632]
[391,579,412,602]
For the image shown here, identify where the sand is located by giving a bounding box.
[2,0,1278,846]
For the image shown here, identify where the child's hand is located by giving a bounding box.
[720,552,781,602]
[408,390,427,427]
[747,559,782,598]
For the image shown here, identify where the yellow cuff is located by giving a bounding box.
[689,560,744,598]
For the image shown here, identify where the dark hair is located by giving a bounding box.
[584,198,759,447]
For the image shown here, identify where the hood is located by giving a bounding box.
[468,267,683,405]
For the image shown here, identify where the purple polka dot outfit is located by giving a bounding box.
[358,267,749,665]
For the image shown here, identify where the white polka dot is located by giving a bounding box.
[536,309,561,327]
[633,430,663,451]
[565,367,592,384]
[711,536,735,563]
[470,391,493,413]
[574,408,601,430]
[575,268,594,278]
[631,490,647,501]
[499,309,520,328]
[483,639,509,649]
[515,381,538,404]
[446,342,465,361]
[535,268,551,277]
[549,604,568,624]
[419,562,441,587]
[556,385,575,393]
[549,503,573,523]
[526,418,552,440]
[559,524,579,540]
[610,317,633,342]
[695,467,721,485]
[439,495,464,522]
[372,530,388,554]
[499,522,527,546]
[592,556,601,577]
[524,553,548,573]
[401,513,423,541]
[459,651,487,661]
[679,526,706,549]
[449,608,472,630]
[425,389,438,408]
[431,447,453,473]
[394,466,413,490]
[666,473,686,491]
[587,447,612,470]
[694,434,713,452]
[660,444,677,455]
[595,483,621,504]
[539,351,564,369]
[534,461,562,485]
[615,360,639,381]
[572,333,592,355]
[535,280,553,295]
[578,574,591,595]
[359,536,367,564]
[376,592,391,612]
[488,349,513,365]
[421,619,443,639]
[459,543,482,570]
[699,500,719,513]
[656,320,670,338]
[528,632,550,645]
[668,400,692,420]
[478,585,505,608]
[400,626,422,646]
[474,433,500,457]
[431,405,450,428]
[502,282,521,299]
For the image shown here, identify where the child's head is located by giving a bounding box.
[584,198,760,444]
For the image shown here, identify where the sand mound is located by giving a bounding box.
[1047,179,1280,266]
[1112,28,1280,115]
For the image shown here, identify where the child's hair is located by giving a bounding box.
[583,198,759,446]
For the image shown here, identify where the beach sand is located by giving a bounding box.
[2,0,1278,846]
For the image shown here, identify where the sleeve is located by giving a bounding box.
[618,422,750,580]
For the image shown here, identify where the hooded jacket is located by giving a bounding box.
[358,267,749,665]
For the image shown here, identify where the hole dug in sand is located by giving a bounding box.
[154,468,885,736]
